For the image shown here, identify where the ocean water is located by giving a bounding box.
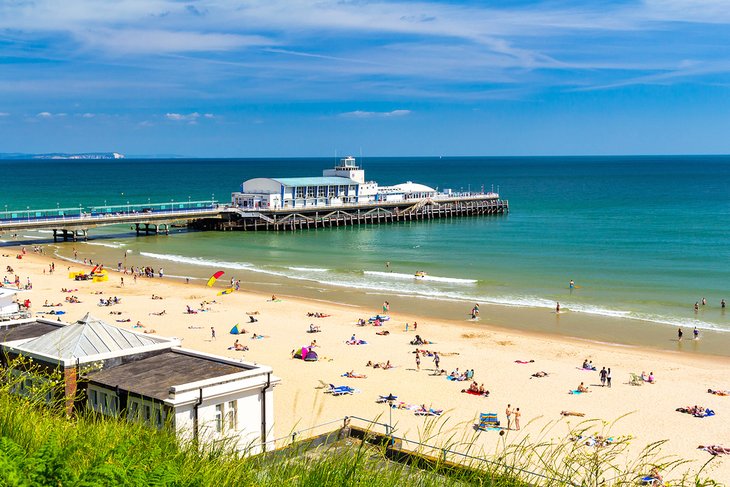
[2,156,729,333]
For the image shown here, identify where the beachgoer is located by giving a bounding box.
[514,407,521,430]
[722,299,726,309]
[505,404,512,430]
[606,368,612,388]
[694,327,699,339]
[648,371,655,383]
[577,382,589,393]
[433,352,440,370]
[556,302,560,313]
[569,280,574,290]
[702,297,706,306]
[599,367,607,387]
[120,277,124,287]
[415,351,421,371]
[211,327,216,340]
[694,302,699,312]
[678,327,683,341]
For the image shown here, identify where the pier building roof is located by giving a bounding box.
[268,176,354,187]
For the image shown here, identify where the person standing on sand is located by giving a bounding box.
[514,408,521,430]
[678,327,683,341]
[433,352,440,370]
[606,368,612,388]
[556,302,560,313]
[600,367,607,387]
[694,327,699,340]
[505,404,512,430]
[211,327,216,340]
[120,277,124,287]
[415,351,421,371]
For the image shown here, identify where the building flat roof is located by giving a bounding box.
[87,351,253,401]
[272,176,354,187]
[0,320,65,343]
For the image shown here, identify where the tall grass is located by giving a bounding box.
[0,359,723,486]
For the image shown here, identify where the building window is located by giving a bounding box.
[90,389,98,408]
[339,185,346,195]
[328,186,335,197]
[215,404,224,433]
[144,405,151,424]
[226,401,237,430]
[129,401,139,420]
[155,409,163,428]
[306,186,315,198]
[295,187,305,199]
[317,186,325,197]
[101,392,108,412]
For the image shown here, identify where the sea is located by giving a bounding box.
[2,156,729,343]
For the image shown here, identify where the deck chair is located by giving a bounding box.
[326,384,355,396]
[477,412,500,430]
[629,373,643,386]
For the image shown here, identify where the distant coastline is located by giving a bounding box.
[0,152,124,160]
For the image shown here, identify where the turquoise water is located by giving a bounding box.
[2,156,729,332]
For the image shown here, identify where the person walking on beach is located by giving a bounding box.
[120,277,124,287]
[514,407,521,430]
[211,327,216,340]
[505,404,512,430]
[694,327,699,340]
[556,302,561,313]
[433,352,440,370]
[415,351,421,371]
[606,368,612,388]
[600,367,607,387]
[678,327,683,341]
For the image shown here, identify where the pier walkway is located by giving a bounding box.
[0,201,222,241]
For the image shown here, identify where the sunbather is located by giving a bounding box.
[577,382,589,393]
[697,445,730,455]
[531,371,549,378]
[343,370,367,379]
[708,388,730,396]
[560,411,585,417]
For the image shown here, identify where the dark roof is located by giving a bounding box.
[87,351,251,401]
[0,321,64,343]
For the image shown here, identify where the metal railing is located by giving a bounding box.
[255,415,577,486]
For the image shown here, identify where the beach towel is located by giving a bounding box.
[462,389,489,397]
[569,390,583,395]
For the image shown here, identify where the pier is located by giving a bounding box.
[193,194,508,232]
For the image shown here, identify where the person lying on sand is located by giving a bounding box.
[376,330,390,336]
[231,340,249,351]
[143,329,157,334]
[188,325,203,329]
[150,310,166,316]
[246,311,260,316]
[697,445,730,455]
[152,294,163,300]
[133,321,145,328]
[531,371,549,378]
[708,388,730,396]
[343,370,367,378]
[560,411,585,417]
[309,323,321,332]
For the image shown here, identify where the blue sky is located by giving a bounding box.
[1,0,730,157]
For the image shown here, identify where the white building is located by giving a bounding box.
[231,156,437,209]
[0,314,279,454]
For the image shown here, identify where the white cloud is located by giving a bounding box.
[36,111,66,119]
[0,112,9,117]
[81,112,95,118]
[340,109,412,119]
[203,113,215,119]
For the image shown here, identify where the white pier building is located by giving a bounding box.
[231,156,437,210]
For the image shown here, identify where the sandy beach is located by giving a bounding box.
[3,249,729,482]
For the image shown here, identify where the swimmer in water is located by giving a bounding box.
[693,327,699,339]
[569,280,574,290]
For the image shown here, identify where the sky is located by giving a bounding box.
[1,0,730,157]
